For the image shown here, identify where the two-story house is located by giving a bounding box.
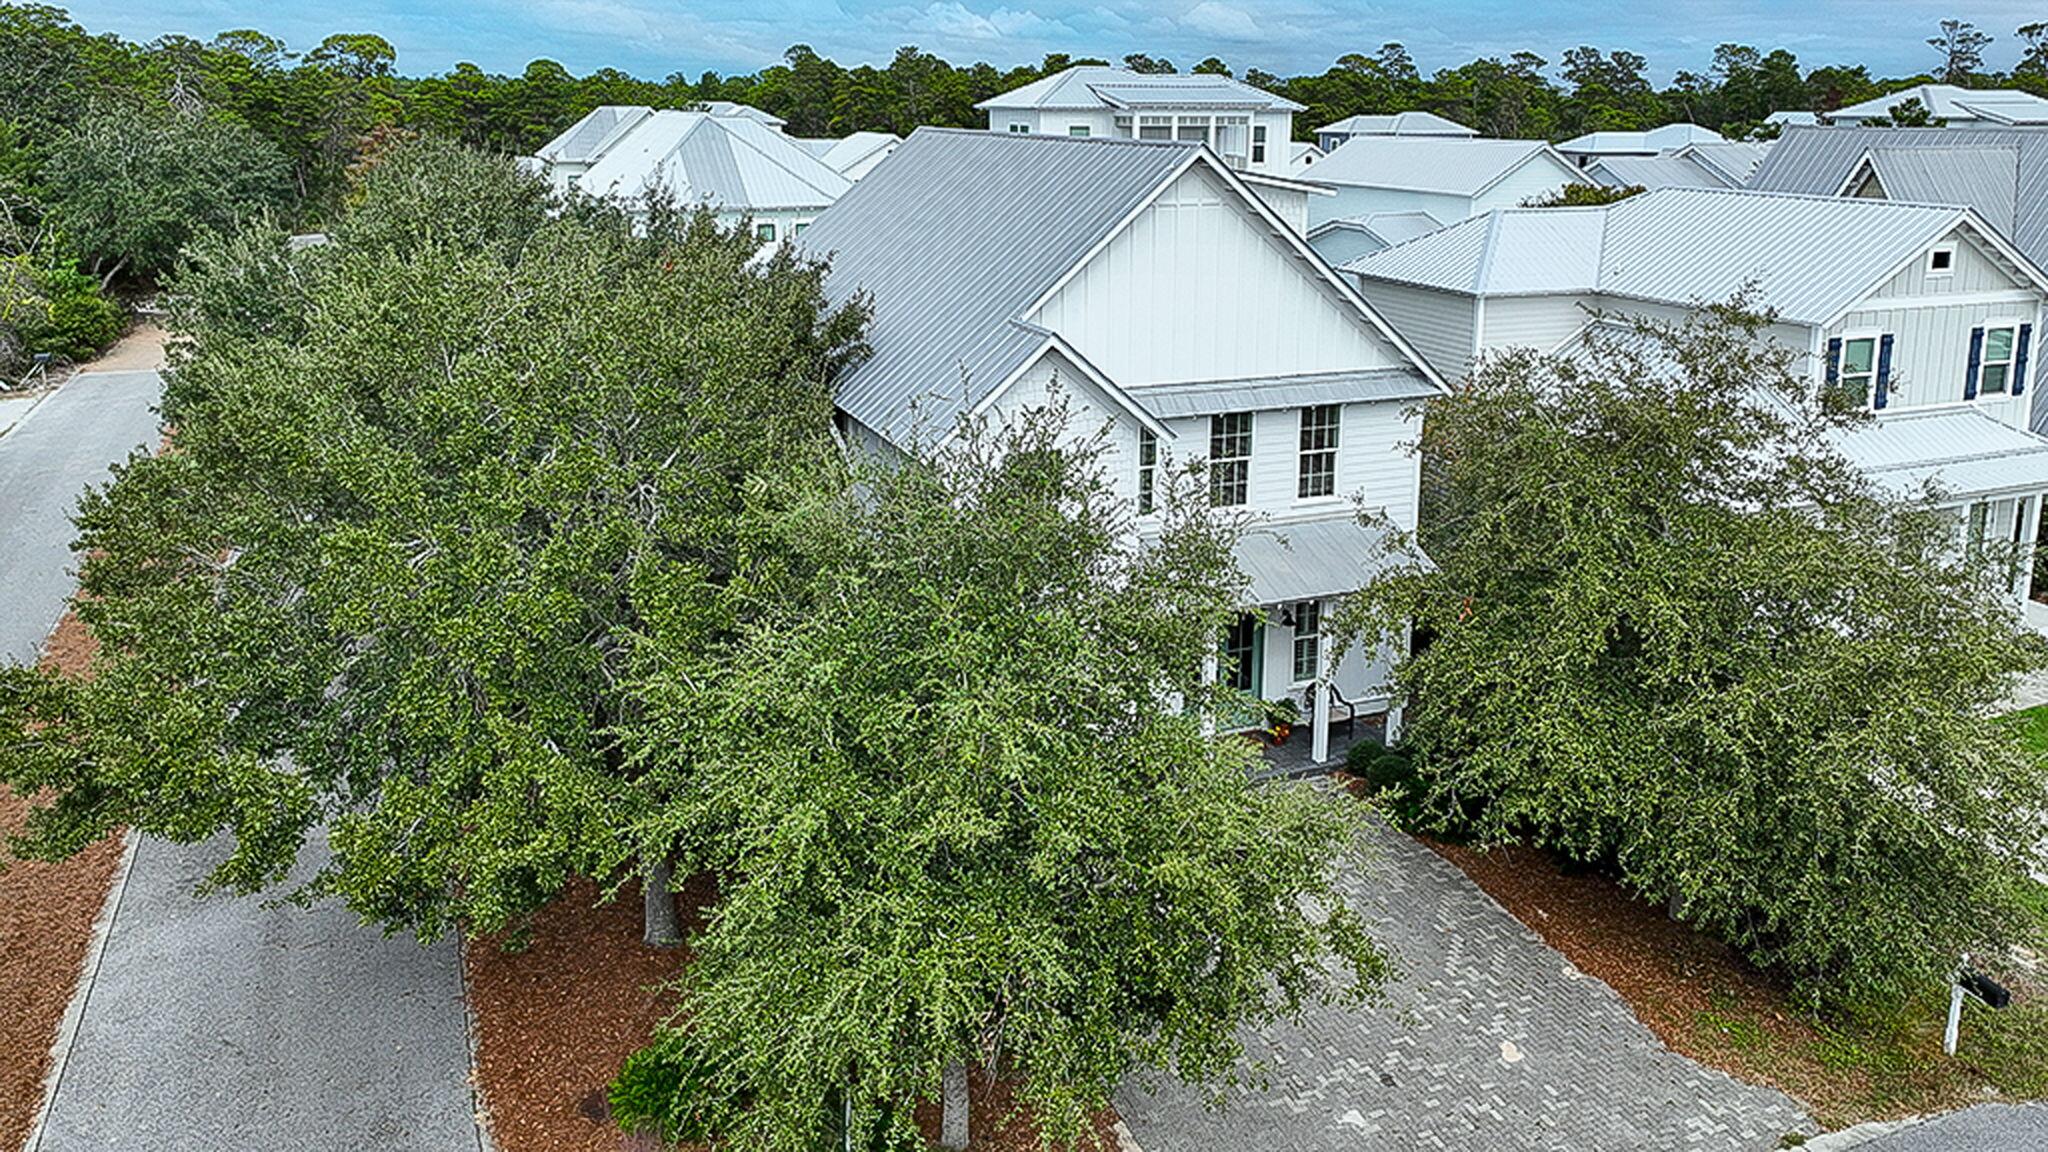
[1302,137,1580,265]
[975,66,1303,180]
[796,128,1447,761]
[1346,187,2048,616]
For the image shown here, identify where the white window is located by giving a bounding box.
[1137,429,1158,515]
[1976,323,2021,396]
[1928,244,1956,277]
[1176,117,1212,147]
[1113,115,1134,138]
[1297,404,1339,499]
[1067,125,1090,137]
[1208,412,1252,507]
[1138,115,1173,141]
[1252,124,1268,164]
[1833,336,1879,405]
[755,221,776,242]
[1290,600,1321,684]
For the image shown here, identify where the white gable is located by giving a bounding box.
[1028,162,1408,388]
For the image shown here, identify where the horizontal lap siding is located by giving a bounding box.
[1352,281,1477,382]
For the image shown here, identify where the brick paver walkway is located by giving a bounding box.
[1116,811,1813,1151]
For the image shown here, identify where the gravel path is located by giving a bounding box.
[1115,815,1812,1152]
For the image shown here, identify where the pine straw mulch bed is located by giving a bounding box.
[466,875,1122,1152]
[0,614,125,1152]
[1413,817,2044,1129]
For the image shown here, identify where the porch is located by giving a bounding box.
[1250,708,1387,782]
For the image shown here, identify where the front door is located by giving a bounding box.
[1221,613,1265,729]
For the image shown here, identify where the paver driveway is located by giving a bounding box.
[1116,812,1813,1152]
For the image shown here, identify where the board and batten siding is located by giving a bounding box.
[1031,163,1405,387]
[1349,280,1479,382]
[1866,230,2025,299]
[1468,155,1580,214]
[1828,298,2044,426]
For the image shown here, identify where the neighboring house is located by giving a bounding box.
[696,100,787,128]
[1747,125,2048,271]
[1314,110,1477,152]
[1823,85,2048,126]
[1346,187,2048,612]
[1585,141,1772,190]
[790,130,901,181]
[527,107,852,241]
[975,66,1303,179]
[1288,141,1325,174]
[795,128,1447,753]
[1557,122,1728,167]
[1299,136,1579,258]
[1306,210,1446,268]
[1765,111,1819,131]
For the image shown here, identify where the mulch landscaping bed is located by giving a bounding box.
[0,614,125,1152]
[1417,826,2020,1127]
[466,874,1121,1152]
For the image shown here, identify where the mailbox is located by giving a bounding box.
[1960,970,2012,1010]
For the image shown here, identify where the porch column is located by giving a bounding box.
[1311,632,1331,765]
[2023,494,2044,602]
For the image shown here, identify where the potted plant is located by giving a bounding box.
[1263,696,1302,745]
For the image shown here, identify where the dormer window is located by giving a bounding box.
[1928,244,1956,277]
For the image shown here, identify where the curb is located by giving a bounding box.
[458,938,501,1152]
[28,828,140,1152]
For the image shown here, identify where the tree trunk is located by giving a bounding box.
[643,854,682,949]
[939,1061,969,1150]
[96,256,127,293]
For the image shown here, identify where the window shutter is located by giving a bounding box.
[1875,334,1894,410]
[1824,336,1842,394]
[1966,326,1985,400]
[2016,323,2034,396]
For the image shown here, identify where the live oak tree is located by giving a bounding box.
[0,139,866,944]
[1341,308,2048,1006]
[615,409,1387,1151]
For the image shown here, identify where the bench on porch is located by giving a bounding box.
[1302,680,1356,738]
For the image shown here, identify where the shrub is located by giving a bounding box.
[19,261,121,360]
[608,1029,749,1145]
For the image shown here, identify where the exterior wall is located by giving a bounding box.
[1151,400,1421,527]
[981,348,1145,508]
[985,106,1295,177]
[1349,281,1479,382]
[1469,157,1581,213]
[1866,232,2018,298]
[1246,183,1312,235]
[1828,298,2043,428]
[1476,294,1599,353]
[1032,164,1405,387]
[1311,186,1470,231]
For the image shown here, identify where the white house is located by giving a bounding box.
[789,130,901,181]
[1584,141,1771,191]
[1557,122,1728,167]
[1823,85,2048,126]
[796,128,1447,758]
[1347,187,2048,615]
[1287,141,1325,174]
[1314,110,1477,152]
[527,106,852,241]
[975,66,1303,179]
[1301,136,1580,261]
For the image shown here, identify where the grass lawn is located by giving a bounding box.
[1413,702,2048,1132]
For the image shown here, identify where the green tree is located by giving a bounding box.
[43,100,291,285]
[1122,52,1176,74]
[0,140,868,946]
[1340,307,2048,1007]
[1929,19,1992,84]
[1521,182,1643,207]
[617,407,1387,1151]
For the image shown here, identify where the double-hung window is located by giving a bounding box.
[1976,324,2020,396]
[1297,404,1340,499]
[1290,600,1321,684]
[1833,336,1878,406]
[1209,412,1252,507]
[1137,429,1158,515]
[1251,124,1268,164]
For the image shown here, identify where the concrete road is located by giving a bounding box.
[0,369,162,665]
[34,830,487,1152]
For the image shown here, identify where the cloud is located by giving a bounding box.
[1179,1,1262,41]
[904,2,1072,42]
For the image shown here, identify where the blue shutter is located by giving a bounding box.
[1966,326,1985,400]
[1874,334,1894,410]
[2016,324,2034,396]
[1824,337,1842,395]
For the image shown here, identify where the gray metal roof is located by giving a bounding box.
[1558,123,1727,155]
[1234,515,1406,604]
[575,112,851,211]
[1586,153,1734,191]
[1827,85,2048,125]
[977,66,1303,112]
[1678,142,1772,185]
[1131,368,1439,417]
[535,105,651,164]
[1748,125,2048,266]
[1316,111,1476,137]
[1848,145,2020,235]
[794,129,1201,446]
[1307,136,1575,197]
[1828,406,2048,501]
[697,100,786,127]
[1348,187,1987,325]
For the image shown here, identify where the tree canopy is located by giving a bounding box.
[1340,308,2048,1006]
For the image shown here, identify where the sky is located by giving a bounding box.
[56,1,2048,85]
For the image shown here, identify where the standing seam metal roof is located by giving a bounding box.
[574,112,851,210]
[1306,137,1574,197]
[976,66,1303,112]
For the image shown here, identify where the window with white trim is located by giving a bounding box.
[1208,412,1252,507]
[1290,600,1321,684]
[1068,124,1090,137]
[1297,404,1340,499]
[1176,118,1212,147]
[1113,115,1133,138]
[1007,122,1030,133]
[1833,336,1878,405]
[1251,124,1268,164]
[1927,244,1955,277]
[1138,115,1173,141]
[1137,429,1158,515]
[1977,323,2020,395]
[755,221,776,241]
